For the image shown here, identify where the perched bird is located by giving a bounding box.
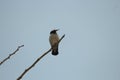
[49,29,59,55]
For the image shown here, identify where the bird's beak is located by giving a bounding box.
[55,29,59,31]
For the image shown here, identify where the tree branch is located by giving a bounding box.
[0,45,24,66]
[17,34,65,80]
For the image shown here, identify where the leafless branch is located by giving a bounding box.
[0,45,24,66]
[17,34,65,80]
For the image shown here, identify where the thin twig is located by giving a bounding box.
[0,45,24,66]
[17,34,65,80]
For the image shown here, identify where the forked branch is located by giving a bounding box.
[0,45,24,66]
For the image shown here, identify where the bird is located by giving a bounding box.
[49,29,59,55]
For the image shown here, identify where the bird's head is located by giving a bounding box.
[50,29,59,34]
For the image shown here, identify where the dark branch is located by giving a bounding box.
[0,45,24,66]
[17,34,65,80]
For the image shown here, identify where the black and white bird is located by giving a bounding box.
[49,29,59,55]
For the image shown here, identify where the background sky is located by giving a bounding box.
[0,0,120,80]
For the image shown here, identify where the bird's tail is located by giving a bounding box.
[52,48,59,56]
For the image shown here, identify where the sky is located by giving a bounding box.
[0,0,120,80]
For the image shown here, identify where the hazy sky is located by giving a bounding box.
[0,0,120,80]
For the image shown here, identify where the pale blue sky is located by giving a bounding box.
[0,0,120,80]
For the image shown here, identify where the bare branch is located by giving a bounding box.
[0,45,24,66]
[17,34,65,80]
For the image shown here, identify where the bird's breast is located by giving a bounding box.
[49,34,59,46]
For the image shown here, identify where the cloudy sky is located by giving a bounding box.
[0,0,120,80]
